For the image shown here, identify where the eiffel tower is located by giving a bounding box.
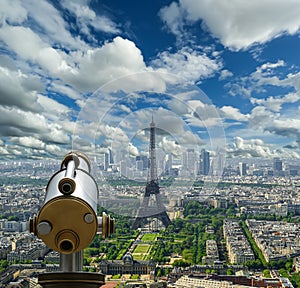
[132,117,171,230]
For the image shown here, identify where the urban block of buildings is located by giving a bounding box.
[246,219,300,262]
[202,239,220,265]
[174,274,293,288]
[223,219,255,264]
[99,253,156,276]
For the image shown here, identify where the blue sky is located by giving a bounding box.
[1,0,300,161]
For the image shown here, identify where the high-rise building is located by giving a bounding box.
[187,149,196,175]
[120,160,127,177]
[103,148,114,171]
[201,149,210,175]
[239,162,247,176]
[104,152,109,171]
[108,148,114,165]
[136,155,148,170]
[136,160,143,171]
[165,154,172,175]
[273,157,283,176]
[181,151,188,171]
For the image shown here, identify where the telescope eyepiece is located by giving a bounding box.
[56,230,79,254]
[62,183,71,193]
[58,178,76,195]
[60,240,73,252]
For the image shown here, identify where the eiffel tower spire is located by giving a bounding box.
[132,117,171,230]
[148,115,157,183]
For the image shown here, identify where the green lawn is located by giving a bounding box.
[132,254,145,260]
[133,244,150,254]
[141,233,158,242]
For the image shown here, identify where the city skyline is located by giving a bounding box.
[100,146,300,179]
[1,1,300,162]
[99,117,214,180]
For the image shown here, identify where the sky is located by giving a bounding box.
[1,0,300,162]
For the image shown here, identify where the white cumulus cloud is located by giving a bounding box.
[228,136,274,158]
[152,47,222,83]
[220,106,249,121]
[61,0,120,35]
[65,37,147,91]
[160,0,300,50]
[251,93,300,112]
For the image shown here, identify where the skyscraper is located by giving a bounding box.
[120,160,127,177]
[104,152,109,171]
[136,160,144,171]
[108,148,114,165]
[165,154,172,175]
[187,149,196,176]
[201,149,210,176]
[136,155,148,170]
[273,157,283,176]
[239,162,247,176]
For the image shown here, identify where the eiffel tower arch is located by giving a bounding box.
[132,117,171,230]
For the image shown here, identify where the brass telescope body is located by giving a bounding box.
[29,152,113,255]
[29,152,114,287]
[30,196,97,254]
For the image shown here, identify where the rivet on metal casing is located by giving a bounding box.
[37,221,52,235]
[84,213,94,224]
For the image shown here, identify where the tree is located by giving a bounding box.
[0,260,8,273]
[285,260,293,272]
[263,269,271,278]
[225,205,236,216]
[291,273,300,287]
[172,259,190,267]
[183,201,203,217]
[245,259,263,269]
[279,268,289,278]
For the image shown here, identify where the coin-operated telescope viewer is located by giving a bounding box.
[29,151,114,288]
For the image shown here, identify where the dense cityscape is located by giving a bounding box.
[1,0,300,287]
[2,153,300,287]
